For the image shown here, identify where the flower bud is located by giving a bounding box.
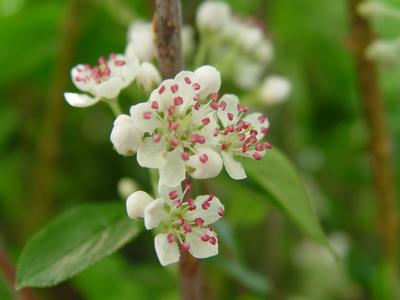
[127,21,154,62]
[366,39,400,65]
[254,40,274,64]
[259,76,291,105]
[196,1,230,32]
[126,191,154,219]
[110,115,143,156]
[194,65,221,98]
[357,1,387,18]
[118,177,139,199]
[136,62,162,92]
[238,24,264,52]
[234,59,264,90]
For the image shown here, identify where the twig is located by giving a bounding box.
[153,0,183,79]
[0,241,38,300]
[348,0,398,267]
[153,2,203,299]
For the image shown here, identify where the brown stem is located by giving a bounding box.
[348,0,398,265]
[153,2,202,299]
[0,242,38,300]
[153,0,183,79]
[27,0,85,231]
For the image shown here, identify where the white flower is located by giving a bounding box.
[126,191,154,219]
[117,177,139,199]
[216,94,270,179]
[128,66,223,187]
[110,115,143,156]
[64,45,139,107]
[254,40,274,64]
[196,1,231,33]
[136,62,162,92]
[259,76,291,105]
[128,183,224,266]
[357,1,387,18]
[238,24,264,52]
[234,59,264,90]
[127,20,155,62]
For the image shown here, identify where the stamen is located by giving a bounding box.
[181,151,190,161]
[170,84,179,93]
[169,190,178,200]
[209,236,217,245]
[151,101,159,109]
[227,113,234,121]
[143,112,152,120]
[201,234,210,242]
[173,96,183,106]
[199,154,208,163]
[184,76,192,84]
[114,60,126,66]
[158,85,166,94]
[195,218,205,226]
[210,92,219,100]
[167,233,175,243]
[192,82,201,90]
[182,223,192,233]
[181,242,190,251]
[201,118,211,126]
[202,201,210,210]
[218,207,225,216]
[252,152,262,160]
[170,137,179,147]
[219,101,227,110]
[210,101,218,110]
[258,115,266,123]
[152,134,161,143]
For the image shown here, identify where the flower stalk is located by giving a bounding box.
[153,1,202,299]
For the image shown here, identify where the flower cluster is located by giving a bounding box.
[110,65,271,186]
[126,182,224,266]
[64,1,277,268]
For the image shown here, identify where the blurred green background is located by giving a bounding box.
[1,0,400,299]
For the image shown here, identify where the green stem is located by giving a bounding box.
[107,99,122,116]
[193,31,210,67]
[149,169,159,197]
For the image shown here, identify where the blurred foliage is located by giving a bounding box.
[0,0,399,299]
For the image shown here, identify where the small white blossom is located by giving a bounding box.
[234,59,264,90]
[366,39,400,65]
[128,183,224,266]
[110,115,143,156]
[259,76,291,105]
[64,45,139,107]
[127,20,155,62]
[196,1,231,33]
[126,191,154,219]
[136,62,162,92]
[117,177,139,199]
[357,1,387,18]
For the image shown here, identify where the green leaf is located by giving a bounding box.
[244,148,333,253]
[16,202,141,289]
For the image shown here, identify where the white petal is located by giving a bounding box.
[126,191,154,219]
[217,94,240,127]
[144,198,168,229]
[136,62,162,92]
[71,64,94,93]
[173,71,197,113]
[222,151,246,180]
[196,2,230,32]
[194,65,221,99]
[127,21,155,62]
[94,76,125,99]
[154,233,180,266]
[137,137,167,168]
[187,147,222,179]
[188,195,224,225]
[124,44,140,84]
[64,92,99,107]
[160,147,186,187]
[110,115,143,156]
[130,102,161,133]
[158,180,183,203]
[186,229,218,259]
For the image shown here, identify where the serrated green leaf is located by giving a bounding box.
[244,148,333,253]
[16,202,141,289]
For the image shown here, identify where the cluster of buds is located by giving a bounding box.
[126,182,224,266]
[110,65,271,186]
